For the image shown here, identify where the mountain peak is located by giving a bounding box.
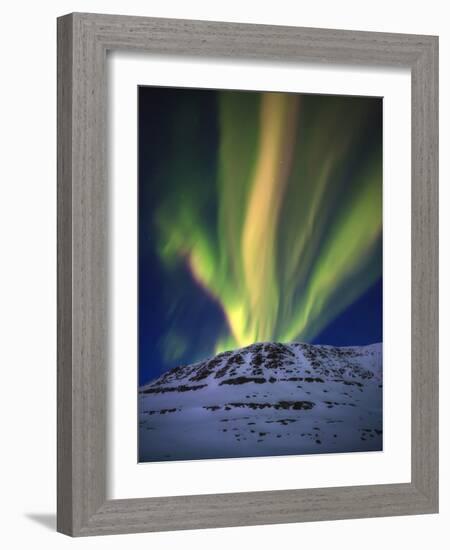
[139,341,382,462]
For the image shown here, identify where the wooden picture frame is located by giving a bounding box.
[57,12,438,536]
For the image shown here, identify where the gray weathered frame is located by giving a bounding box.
[57,12,438,537]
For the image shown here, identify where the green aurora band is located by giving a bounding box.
[154,91,382,355]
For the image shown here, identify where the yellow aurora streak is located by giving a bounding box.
[241,93,300,345]
[155,91,382,354]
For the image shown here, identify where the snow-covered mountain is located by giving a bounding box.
[139,341,382,462]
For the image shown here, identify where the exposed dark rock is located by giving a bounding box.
[219,376,266,386]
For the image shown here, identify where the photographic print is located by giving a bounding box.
[138,86,382,462]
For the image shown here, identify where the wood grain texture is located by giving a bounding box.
[410,36,439,506]
[57,13,73,535]
[57,12,439,536]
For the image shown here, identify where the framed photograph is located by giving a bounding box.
[57,12,438,536]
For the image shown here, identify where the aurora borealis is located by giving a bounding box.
[139,87,382,384]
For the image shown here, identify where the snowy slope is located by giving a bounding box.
[139,342,382,462]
